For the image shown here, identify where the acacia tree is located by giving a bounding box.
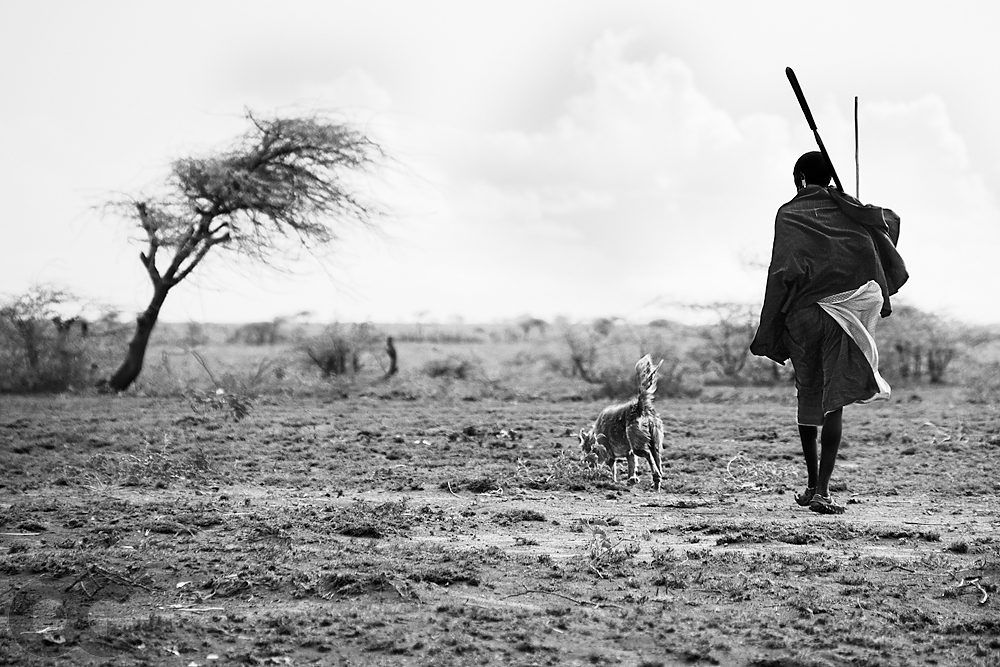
[103,111,383,392]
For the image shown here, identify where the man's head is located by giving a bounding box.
[793,151,832,189]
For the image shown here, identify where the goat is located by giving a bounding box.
[579,355,665,490]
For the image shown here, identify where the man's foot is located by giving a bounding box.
[809,494,845,515]
[795,486,816,506]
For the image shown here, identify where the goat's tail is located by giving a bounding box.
[635,354,663,407]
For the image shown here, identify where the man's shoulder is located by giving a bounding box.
[776,186,840,222]
[780,185,835,208]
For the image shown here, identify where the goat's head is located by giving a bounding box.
[579,429,609,468]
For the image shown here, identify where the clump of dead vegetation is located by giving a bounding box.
[325,499,414,538]
[514,450,620,492]
[494,508,547,525]
[583,522,642,579]
[185,350,262,420]
[308,542,496,602]
[66,433,215,489]
[723,451,798,493]
[187,386,253,421]
[440,475,510,495]
[316,571,417,600]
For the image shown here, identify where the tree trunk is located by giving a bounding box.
[103,285,170,392]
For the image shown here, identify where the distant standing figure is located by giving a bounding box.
[750,151,908,514]
[385,336,398,377]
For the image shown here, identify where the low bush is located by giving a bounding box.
[0,286,126,393]
[423,355,479,380]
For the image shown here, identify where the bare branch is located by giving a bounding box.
[171,234,229,286]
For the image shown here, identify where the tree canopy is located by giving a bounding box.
[103,111,384,391]
[126,112,383,288]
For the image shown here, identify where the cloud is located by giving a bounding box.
[392,32,792,320]
[452,33,745,191]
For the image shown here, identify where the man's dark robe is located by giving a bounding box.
[749,185,908,365]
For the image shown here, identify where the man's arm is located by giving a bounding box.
[750,213,795,364]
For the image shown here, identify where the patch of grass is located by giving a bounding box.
[316,571,416,600]
[407,563,481,586]
[863,525,942,542]
[724,451,798,493]
[67,434,215,489]
[495,509,547,524]
[326,499,414,538]
[514,450,620,492]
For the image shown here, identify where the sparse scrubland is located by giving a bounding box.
[2,307,1000,666]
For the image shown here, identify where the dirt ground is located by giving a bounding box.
[1,386,999,666]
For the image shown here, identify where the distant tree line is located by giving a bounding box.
[0,287,988,395]
[876,305,960,384]
[558,302,978,398]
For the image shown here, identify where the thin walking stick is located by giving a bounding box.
[855,96,860,199]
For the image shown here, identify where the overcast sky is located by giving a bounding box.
[2,1,998,325]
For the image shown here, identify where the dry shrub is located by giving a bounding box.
[73,435,214,489]
[562,321,699,399]
[184,350,268,420]
[423,355,480,380]
[188,387,253,422]
[0,286,123,393]
[301,322,385,377]
[515,451,618,492]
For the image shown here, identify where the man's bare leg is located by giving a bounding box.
[816,407,843,498]
[797,407,843,508]
[798,424,819,491]
[801,408,846,514]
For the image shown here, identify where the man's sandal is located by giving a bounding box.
[795,487,816,506]
[809,494,846,515]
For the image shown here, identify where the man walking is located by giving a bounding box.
[750,151,908,514]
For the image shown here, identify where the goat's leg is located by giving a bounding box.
[650,433,664,491]
[642,450,662,491]
[626,452,639,485]
[628,422,659,489]
[607,458,619,482]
